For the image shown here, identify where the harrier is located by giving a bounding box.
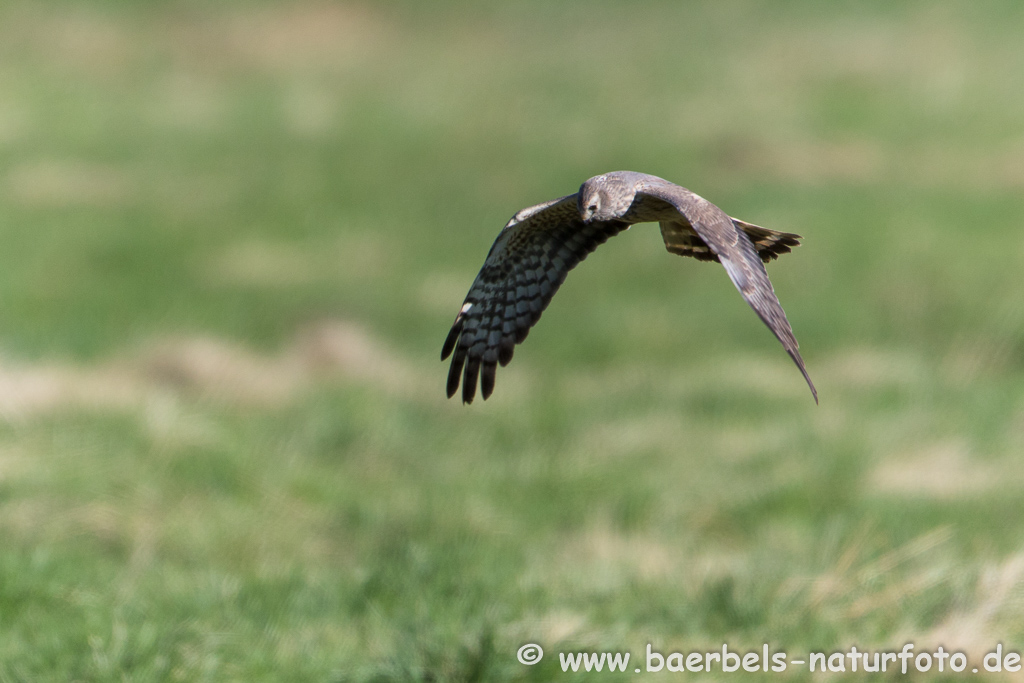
[441,171,817,404]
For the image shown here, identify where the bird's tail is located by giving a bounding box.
[731,218,802,263]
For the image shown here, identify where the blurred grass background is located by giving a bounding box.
[2,0,1024,680]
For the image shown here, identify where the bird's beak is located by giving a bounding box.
[577,195,592,223]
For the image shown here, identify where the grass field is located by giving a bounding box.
[2,0,1024,680]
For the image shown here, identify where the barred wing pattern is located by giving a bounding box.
[441,195,628,403]
[660,217,802,263]
[639,183,818,403]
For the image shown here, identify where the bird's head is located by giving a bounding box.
[578,176,609,223]
[578,173,635,223]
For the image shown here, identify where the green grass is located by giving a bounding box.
[2,0,1024,680]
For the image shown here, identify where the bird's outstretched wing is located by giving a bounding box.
[637,181,818,403]
[441,194,629,403]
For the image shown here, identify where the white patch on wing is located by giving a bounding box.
[461,302,473,314]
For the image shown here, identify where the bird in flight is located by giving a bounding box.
[441,171,817,404]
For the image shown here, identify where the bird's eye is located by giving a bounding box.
[589,204,598,212]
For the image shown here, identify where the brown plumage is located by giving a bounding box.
[441,171,816,404]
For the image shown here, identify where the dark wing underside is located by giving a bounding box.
[640,182,817,403]
[441,194,629,403]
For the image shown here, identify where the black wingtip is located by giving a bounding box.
[480,360,496,400]
[441,316,463,360]
[462,357,480,404]
[446,348,466,399]
[497,337,515,366]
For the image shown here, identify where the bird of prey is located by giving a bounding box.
[441,171,817,404]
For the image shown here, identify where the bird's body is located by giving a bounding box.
[442,171,817,404]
